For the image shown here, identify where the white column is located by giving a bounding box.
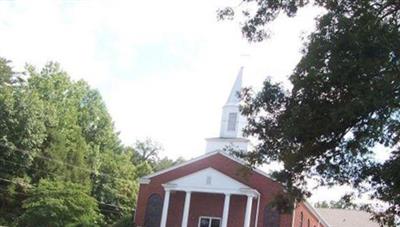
[160,189,171,227]
[221,193,231,227]
[243,195,253,227]
[181,191,191,227]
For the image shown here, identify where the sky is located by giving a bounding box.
[0,0,357,203]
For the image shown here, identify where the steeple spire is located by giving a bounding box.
[225,66,243,105]
[219,67,246,138]
[205,67,249,153]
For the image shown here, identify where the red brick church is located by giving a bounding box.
[134,68,330,227]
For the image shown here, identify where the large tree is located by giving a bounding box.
[219,0,400,225]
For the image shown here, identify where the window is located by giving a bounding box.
[264,206,280,227]
[227,112,237,131]
[307,219,310,227]
[299,212,303,227]
[144,194,163,227]
[199,216,221,227]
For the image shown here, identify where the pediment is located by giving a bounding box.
[164,167,257,196]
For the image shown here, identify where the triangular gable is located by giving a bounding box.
[141,151,276,183]
[164,167,258,196]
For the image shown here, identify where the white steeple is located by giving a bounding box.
[225,66,243,105]
[205,67,249,153]
[219,66,246,138]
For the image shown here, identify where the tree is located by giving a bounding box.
[17,179,103,227]
[91,151,138,225]
[129,138,184,175]
[0,58,184,226]
[0,58,47,222]
[0,59,139,226]
[152,156,185,172]
[218,0,400,42]
[24,62,122,185]
[112,215,134,227]
[131,138,163,165]
[219,0,400,225]
[314,198,361,210]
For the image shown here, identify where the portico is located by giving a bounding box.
[159,168,259,227]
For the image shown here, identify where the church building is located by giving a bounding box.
[133,68,330,227]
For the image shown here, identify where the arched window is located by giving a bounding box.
[144,194,163,227]
[299,212,303,227]
[307,219,310,227]
[264,206,280,227]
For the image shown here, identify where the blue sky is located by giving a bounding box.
[0,0,362,203]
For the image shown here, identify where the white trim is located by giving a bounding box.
[167,167,252,189]
[163,184,259,197]
[139,178,151,184]
[162,167,259,197]
[205,137,249,142]
[254,194,260,227]
[198,216,222,227]
[303,201,330,227]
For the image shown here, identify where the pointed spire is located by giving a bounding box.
[225,67,243,105]
[205,66,249,153]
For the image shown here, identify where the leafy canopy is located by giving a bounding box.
[0,58,186,226]
[17,179,103,227]
[220,0,400,225]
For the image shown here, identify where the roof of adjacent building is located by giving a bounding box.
[317,208,380,227]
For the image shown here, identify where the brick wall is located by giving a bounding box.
[134,152,298,227]
[293,202,326,227]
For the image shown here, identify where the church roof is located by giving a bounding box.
[141,150,273,181]
[317,208,381,227]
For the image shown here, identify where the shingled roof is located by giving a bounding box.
[316,208,381,227]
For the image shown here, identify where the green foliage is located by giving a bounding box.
[0,59,48,221]
[225,0,400,225]
[112,215,134,227]
[0,57,14,85]
[91,151,138,224]
[0,59,143,226]
[218,0,400,42]
[314,196,366,210]
[0,60,47,179]
[0,58,183,226]
[24,63,122,185]
[129,138,184,176]
[0,177,31,223]
[17,179,103,227]
[153,156,185,172]
[130,138,163,165]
